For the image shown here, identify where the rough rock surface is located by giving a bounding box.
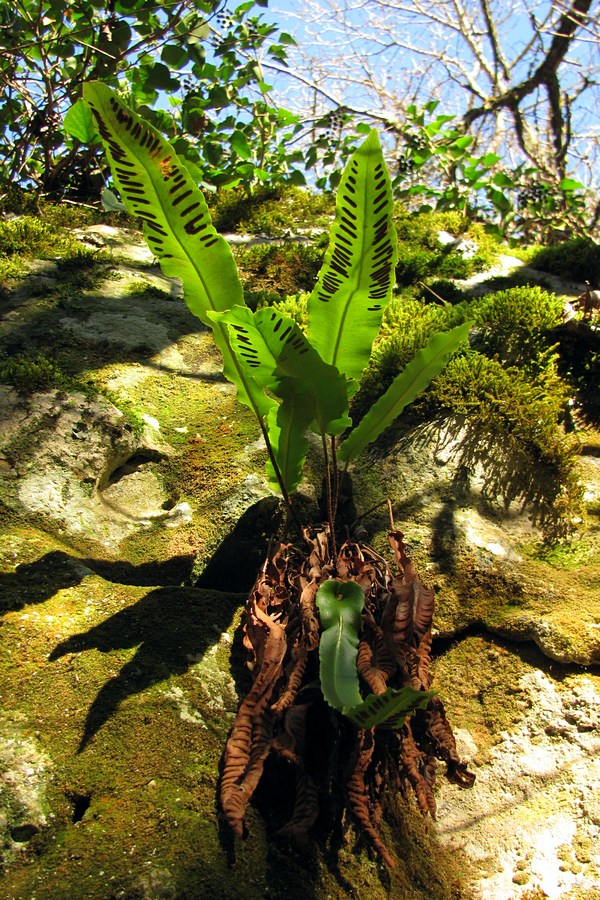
[0,225,598,898]
[0,386,173,543]
[0,715,52,864]
[434,638,600,899]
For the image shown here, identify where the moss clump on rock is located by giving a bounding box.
[530,237,600,283]
[208,185,334,236]
[353,285,582,538]
[393,209,498,285]
[470,285,565,370]
[0,216,90,260]
[233,240,325,307]
[0,352,66,394]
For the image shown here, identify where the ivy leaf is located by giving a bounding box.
[452,135,473,150]
[63,99,98,144]
[480,152,501,167]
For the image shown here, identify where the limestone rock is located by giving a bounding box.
[359,423,600,665]
[0,387,172,544]
[435,637,600,900]
[0,715,52,865]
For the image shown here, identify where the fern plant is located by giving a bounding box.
[83,84,475,855]
[82,82,468,523]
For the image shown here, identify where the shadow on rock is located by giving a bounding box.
[37,499,283,752]
[0,550,91,614]
[195,496,285,591]
[0,550,196,615]
[49,583,244,752]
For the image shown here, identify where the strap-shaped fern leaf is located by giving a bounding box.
[338,322,471,463]
[344,685,434,729]
[211,305,350,495]
[212,306,351,437]
[316,579,365,711]
[264,384,314,494]
[316,580,434,728]
[307,130,398,396]
[82,82,273,423]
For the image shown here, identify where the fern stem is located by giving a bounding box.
[258,417,292,509]
[331,436,340,526]
[387,498,396,532]
[322,434,337,565]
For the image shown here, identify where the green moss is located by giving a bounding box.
[208,185,334,236]
[428,354,581,538]
[234,240,324,303]
[352,285,582,539]
[555,323,600,423]
[433,636,531,761]
[531,238,600,283]
[529,530,600,570]
[0,216,88,260]
[504,242,539,263]
[393,209,498,286]
[421,279,470,305]
[0,255,27,294]
[470,285,564,372]
[269,291,309,329]
[0,523,478,899]
[355,293,467,408]
[0,351,66,394]
[0,184,134,230]
[124,280,172,301]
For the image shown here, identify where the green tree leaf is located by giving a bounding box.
[338,322,471,463]
[230,129,252,160]
[63,99,97,144]
[316,580,365,712]
[493,172,514,188]
[307,130,398,396]
[559,177,584,192]
[480,152,501,167]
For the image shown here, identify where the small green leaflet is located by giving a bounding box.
[101,188,125,212]
[344,685,434,729]
[338,322,470,463]
[316,580,365,711]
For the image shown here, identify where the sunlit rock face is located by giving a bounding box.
[0,225,598,898]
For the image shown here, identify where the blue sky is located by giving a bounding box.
[253,0,599,186]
